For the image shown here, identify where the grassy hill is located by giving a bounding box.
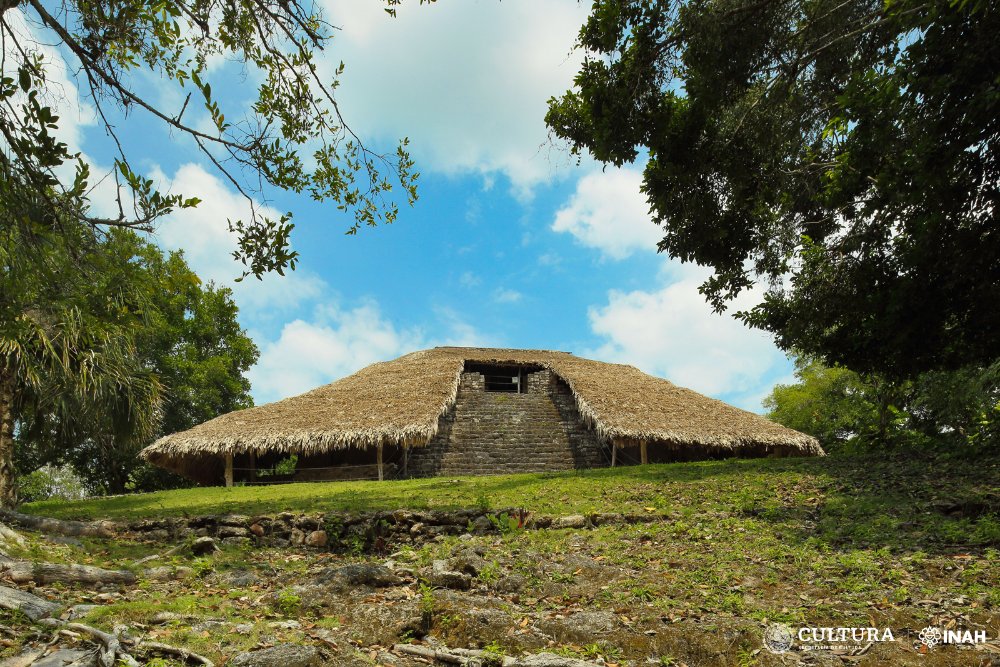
[6,449,1000,666]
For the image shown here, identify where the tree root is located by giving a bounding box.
[0,509,115,538]
[0,560,136,586]
[136,640,215,666]
[36,618,214,667]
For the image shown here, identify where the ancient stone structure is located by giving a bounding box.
[407,369,605,477]
[143,347,823,486]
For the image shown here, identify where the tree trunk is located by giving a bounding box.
[0,560,136,586]
[0,366,17,508]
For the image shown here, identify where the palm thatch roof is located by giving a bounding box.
[141,347,822,479]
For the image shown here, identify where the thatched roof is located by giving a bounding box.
[142,347,822,478]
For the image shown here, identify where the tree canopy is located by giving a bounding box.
[547,0,999,378]
[0,193,160,505]
[15,230,259,495]
[1,0,421,279]
[765,355,1000,452]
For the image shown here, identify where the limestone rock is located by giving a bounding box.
[228,644,321,667]
[536,611,617,643]
[314,563,402,589]
[191,536,219,556]
[427,559,472,590]
[30,647,98,667]
[552,515,588,529]
[305,530,328,547]
[0,584,62,620]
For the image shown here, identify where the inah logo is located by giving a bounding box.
[763,623,794,653]
[917,626,988,649]
[918,626,942,648]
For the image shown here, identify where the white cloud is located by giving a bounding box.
[247,300,423,403]
[587,263,787,403]
[149,163,327,317]
[320,0,590,197]
[249,301,494,404]
[552,167,661,260]
[493,288,523,304]
[459,272,481,288]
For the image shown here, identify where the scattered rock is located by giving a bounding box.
[221,536,253,547]
[552,515,588,529]
[341,600,423,644]
[314,563,402,589]
[228,643,322,667]
[495,573,527,593]
[235,622,255,634]
[192,619,228,632]
[305,530,328,548]
[225,569,260,587]
[290,528,305,546]
[219,526,250,539]
[450,546,487,576]
[427,559,472,590]
[536,611,617,643]
[191,536,219,556]
[469,515,494,534]
[219,514,251,527]
[250,523,266,537]
[65,603,98,620]
[0,583,62,620]
[30,647,98,667]
[410,522,425,535]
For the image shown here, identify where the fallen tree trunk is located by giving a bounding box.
[0,561,136,586]
[0,509,116,538]
[0,583,62,620]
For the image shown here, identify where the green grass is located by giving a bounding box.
[23,450,1000,554]
[7,446,1000,666]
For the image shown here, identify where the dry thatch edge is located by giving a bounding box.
[142,354,822,462]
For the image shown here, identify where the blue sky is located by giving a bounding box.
[23,0,795,412]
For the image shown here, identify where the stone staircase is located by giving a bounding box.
[407,370,606,477]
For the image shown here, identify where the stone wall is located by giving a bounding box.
[407,369,605,477]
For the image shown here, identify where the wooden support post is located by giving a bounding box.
[640,440,648,465]
[224,454,233,488]
[249,451,257,484]
[377,444,384,481]
[402,444,409,477]
[611,441,618,468]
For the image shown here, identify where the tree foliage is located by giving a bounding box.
[0,0,422,279]
[765,355,1000,452]
[0,187,160,505]
[547,0,999,377]
[17,231,258,495]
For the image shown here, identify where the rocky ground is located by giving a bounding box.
[0,507,998,666]
[2,452,999,666]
